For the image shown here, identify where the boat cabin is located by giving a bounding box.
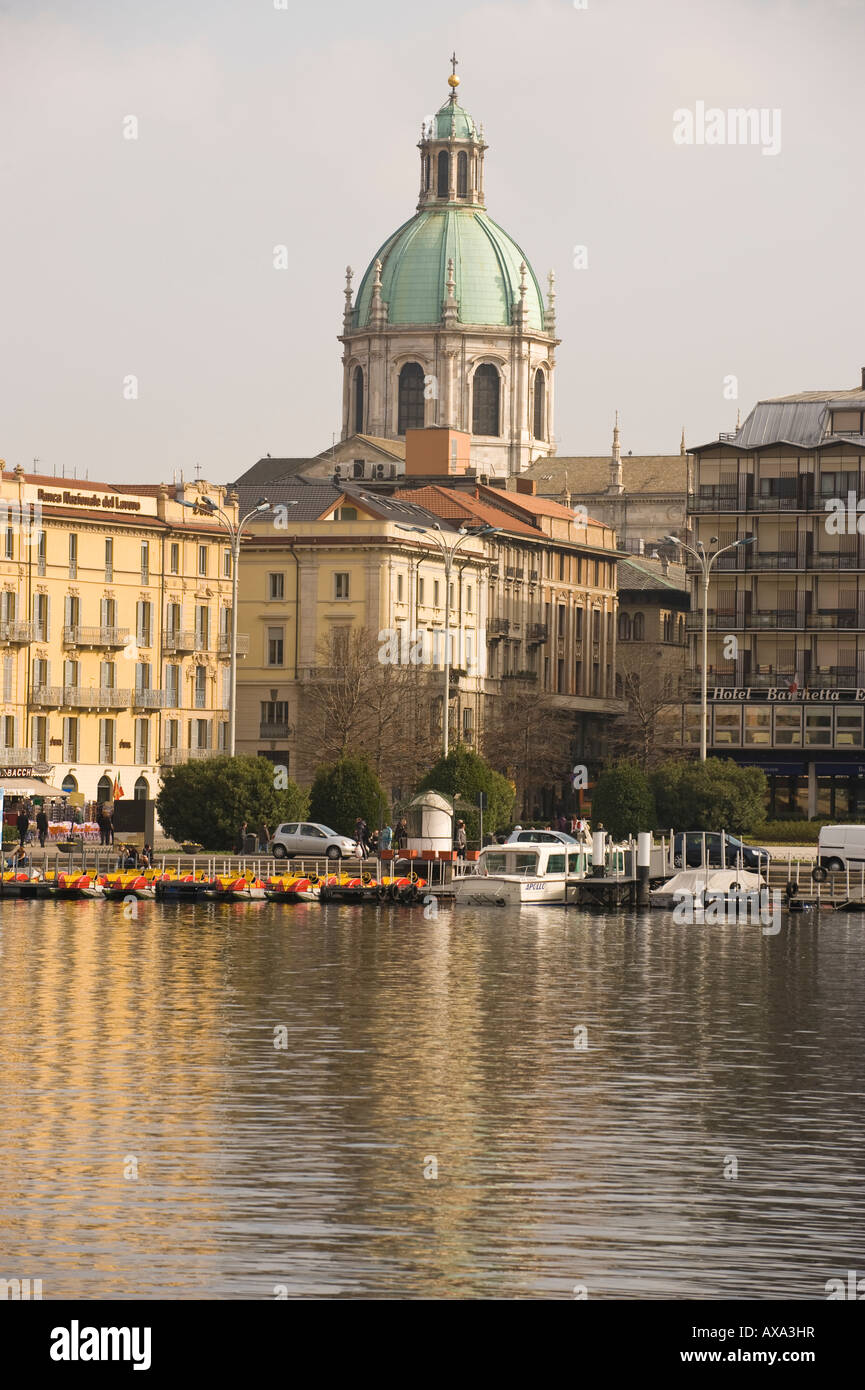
[477,844,592,878]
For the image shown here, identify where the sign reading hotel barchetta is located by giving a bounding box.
[36,487,141,512]
[712,687,865,702]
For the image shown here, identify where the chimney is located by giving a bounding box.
[861,366,865,390]
[659,553,669,577]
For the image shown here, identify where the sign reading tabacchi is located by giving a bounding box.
[36,488,141,512]
[712,687,865,702]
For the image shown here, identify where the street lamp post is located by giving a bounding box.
[664,533,755,761]
[177,492,272,755]
[397,522,498,759]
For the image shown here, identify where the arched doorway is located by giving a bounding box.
[97,775,112,803]
[62,774,78,795]
[134,776,149,801]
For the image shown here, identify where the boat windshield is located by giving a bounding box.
[481,850,540,876]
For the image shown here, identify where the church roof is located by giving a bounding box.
[233,457,317,487]
[432,99,478,141]
[352,207,546,331]
[616,554,689,595]
[524,454,687,497]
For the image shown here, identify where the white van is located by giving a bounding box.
[815,825,865,876]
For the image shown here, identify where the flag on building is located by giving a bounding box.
[112,776,124,800]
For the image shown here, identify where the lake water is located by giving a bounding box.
[0,897,863,1299]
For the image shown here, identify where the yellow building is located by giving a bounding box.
[0,466,240,806]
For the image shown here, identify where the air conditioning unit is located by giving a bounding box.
[374,463,386,479]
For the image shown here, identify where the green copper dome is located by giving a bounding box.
[353,207,546,331]
[433,98,477,140]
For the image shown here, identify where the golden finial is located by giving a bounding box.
[448,52,460,90]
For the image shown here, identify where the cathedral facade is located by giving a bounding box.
[338,71,558,478]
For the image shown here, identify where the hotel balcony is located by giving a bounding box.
[62,625,131,648]
[159,746,222,765]
[0,747,50,771]
[527,622,548,645]
[687,610,862,632]
[217,633,250,657]
[487,617,510,639]
[132,688,168,709]
[163,630,200,653]
[0,621,33,644]
[63,686,134,709]
[259,721,290,739]
[687,666,859,690]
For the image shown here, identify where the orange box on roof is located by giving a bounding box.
[404,427,471,476]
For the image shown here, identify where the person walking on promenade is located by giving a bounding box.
[380,823,393,852]
[396,818,408,852]
[354,817,369,857]
[36,808,48,848]
[455,819,467,860]
[259,822,271,852]
[16,808,29,849]
[235,821,248,855]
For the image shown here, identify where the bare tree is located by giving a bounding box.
[612,643,686,769]
[481,687,576,818]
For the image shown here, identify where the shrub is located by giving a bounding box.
[417,743,515,839]
[156,756,308,850]
[308,755,388,837]
[590,760,656,841]
[650,758,766,835]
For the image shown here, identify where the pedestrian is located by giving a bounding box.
[36,807,48,848]
[104,806,114,845]
[380,823,393,852]
[558,812,568,833]
[354,817,366,855]
[455,819,467,860]
[235,821,248,855]
[368,827,380,855]
[396,818,408,851]
[140,842,153,870]
[259,822,271,852]
[16,807,29,848]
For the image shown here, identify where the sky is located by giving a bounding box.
[1,0,864,485]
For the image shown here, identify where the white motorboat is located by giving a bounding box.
[454,838,595,906]
[650,867,763,911]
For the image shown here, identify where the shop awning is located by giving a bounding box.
[0,778,68,796]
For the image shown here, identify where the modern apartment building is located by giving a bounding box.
[0,466,240,804]
[687,375,865,818]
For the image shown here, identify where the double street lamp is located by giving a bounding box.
[664,532,755,760]
[177,492,272,755]
[397,521,499,758]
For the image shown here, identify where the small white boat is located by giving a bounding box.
[650,867,763,911]
[454,839,594,906]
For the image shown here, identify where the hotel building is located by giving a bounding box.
[0,466,240,805]
[687,375,865,819]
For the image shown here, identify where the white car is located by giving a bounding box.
[506,829,580,845]
[270,822,358,860]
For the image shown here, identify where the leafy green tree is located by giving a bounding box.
[417,743,515,839]
[308,755,388,836]
[590,760,656,841]
[650,758,767,834]
[156,756,308,850]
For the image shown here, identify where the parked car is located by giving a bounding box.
[813,824,865,879]
[506,829,579,845]
[672,831,770,871]
[269,822,358,860]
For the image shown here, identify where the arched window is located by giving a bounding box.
[472,364,501,436]
[678,614,685,642]
[437,150,450,197]
[533,369,546,439]
[424,154,430,190]
[134,775,149,801]
[633,612,645,641]
[61,773,78,794]
[615,674,623,698]
[617,612,631,641]
[97,774,112,802]
[398,362,425,434]
[353,366,364,434]
[457,150,468,198]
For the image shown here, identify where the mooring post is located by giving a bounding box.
[592,828,606,878]
[637,831,651,907]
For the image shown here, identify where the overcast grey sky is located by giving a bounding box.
[1,0,863,484]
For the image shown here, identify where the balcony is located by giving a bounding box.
[159,746,221,765]
[132,688,168,709]
[62,625,131,648]
[806,610,859,630]
[688,491,739,513]
[259,721,290,739]
[811,552,859,570]
[217,633,250,657]
[32,686,63,707]
[488,617,510,638]
[0,747,50,771]
[62,686,132,709]
[164,630,200,653]
[502,670,538,683]
[0,620,33,644]
[527,622,548,644]
[687,667,859,690]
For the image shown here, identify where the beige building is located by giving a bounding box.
[0,466,240,805]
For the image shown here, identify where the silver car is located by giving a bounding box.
[270,822,358,860]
